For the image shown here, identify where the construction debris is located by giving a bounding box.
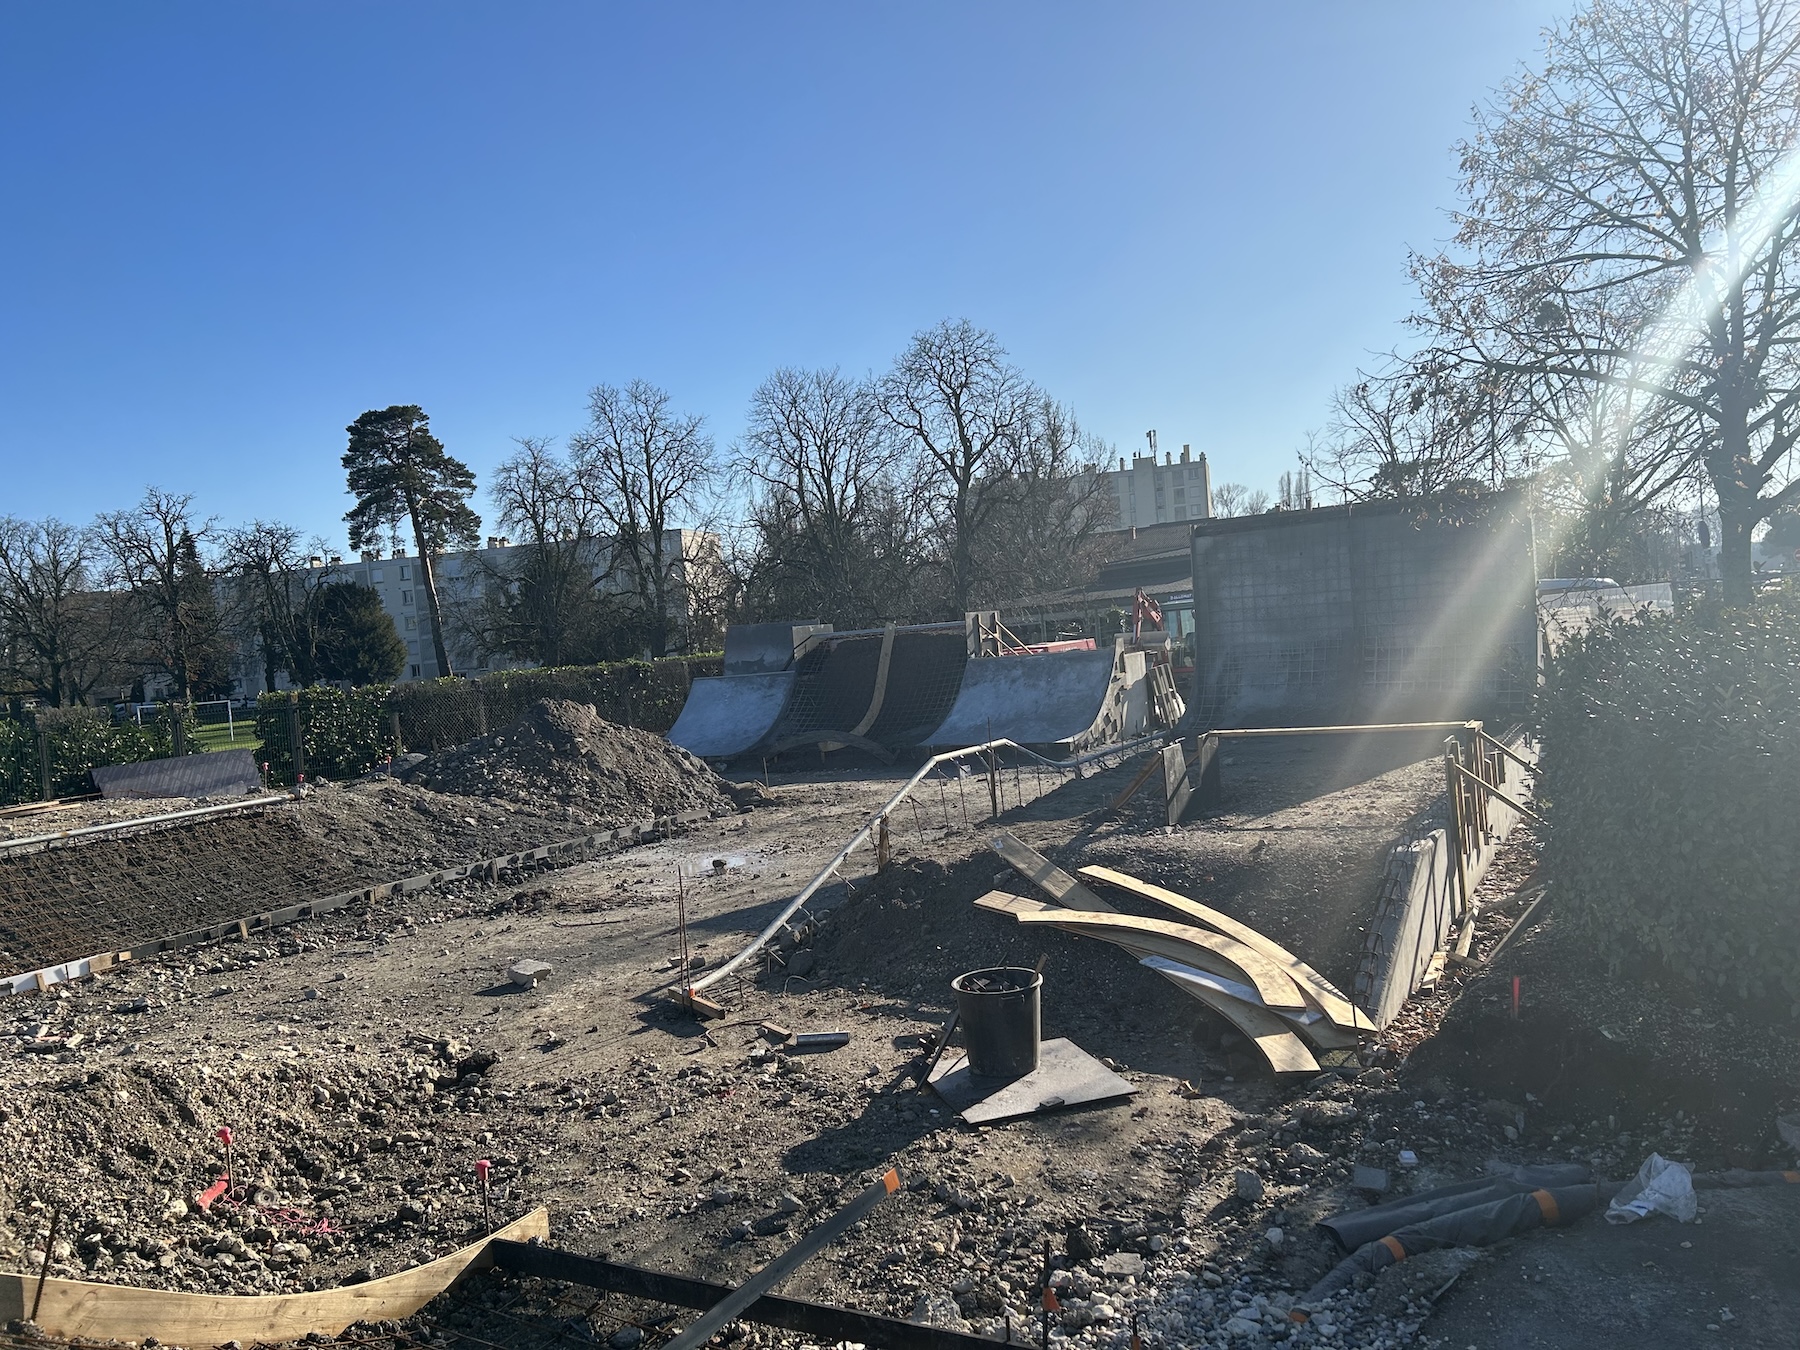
[981,834,1373,1075]
[507,958,552,990]
[403,699,740,824]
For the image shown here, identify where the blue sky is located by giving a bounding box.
[0,3,1569,545]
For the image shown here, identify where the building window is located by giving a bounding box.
[410,664,420,678]
[1174,487,1186,502]
[401,590,413,606]
[405,616,416,630]
[399,565,411,580]
[370,568,383,583]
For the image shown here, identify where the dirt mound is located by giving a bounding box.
[405,699,741,824]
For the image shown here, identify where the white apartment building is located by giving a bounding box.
[1100,441,1212,530]
[228,529,717,695]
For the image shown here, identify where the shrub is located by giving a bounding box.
[0,707,174,806]
[392,655,719,752]
[1538,594,1800,1012]
[255,686,396,782]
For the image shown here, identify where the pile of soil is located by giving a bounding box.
[404,700,745,824]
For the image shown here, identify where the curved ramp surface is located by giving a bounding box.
[668,672,794,759]
[924,649,1118,748]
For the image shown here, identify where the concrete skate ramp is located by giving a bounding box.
[865,630,971,747]
[924,649,1118,749]
[723,621,830,676]
[667,672,795,759]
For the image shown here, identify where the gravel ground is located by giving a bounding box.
[0,738,1791,1350]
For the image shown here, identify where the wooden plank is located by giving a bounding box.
[975,891,1281,997]
[1009,909,1306,1011]
[1107,753,1164,813]
[0,1209,549,1345]
[990,832,1116,912]
[1163,741,1192,827]
[973,892,1318,1073]
[1078,865,1375,1033]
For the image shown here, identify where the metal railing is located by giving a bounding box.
[686,731,1169,998]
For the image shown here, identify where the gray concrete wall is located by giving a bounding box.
[1188,497,1537,728]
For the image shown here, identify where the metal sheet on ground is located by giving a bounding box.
[924,649,1118,747]
[928,1037,1135,1123]
[91,751,260,800]
[667,672,794,759]
[1078,864,1374,1032]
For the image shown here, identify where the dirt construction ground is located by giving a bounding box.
[0,733,1795,1350]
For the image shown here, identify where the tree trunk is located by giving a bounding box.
[1717,494,1756,605]
[408,509,455,678]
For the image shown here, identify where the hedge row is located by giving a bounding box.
[1538,594,1800,1012]
[254,654,721,782]
[0,707,177,807]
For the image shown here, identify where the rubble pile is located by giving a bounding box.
[0,990,521,1296]
[404,700,748,824]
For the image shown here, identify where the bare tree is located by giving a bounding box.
[94,488,229,700]
[221,521,335,690]
[573,380,718,657]
[738,367,905,624]
[971,397,1119,603]
[1307,359,1525,500]
[1416,0,1800,601]
[1210,483,1270,517]
[476,437,631,665]
[0,517,117,706]
[879,320,1036,615]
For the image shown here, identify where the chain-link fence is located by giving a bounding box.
[0,705,193,807]
[1,656,724,803]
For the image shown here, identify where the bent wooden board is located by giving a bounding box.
[1078,865,1375,1033]
[0,1208,550,1345]
[976,892,1280,993]
[973,892,1318,1075]
[1010,909,1306,1012]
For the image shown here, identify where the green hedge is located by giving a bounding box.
[0,708,176,807]
[391,656,719,752]
[255,686,396,782]
[252,654,722,780]
[1539,594,1800,1012]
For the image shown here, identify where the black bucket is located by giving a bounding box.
[952,966,1042,1080]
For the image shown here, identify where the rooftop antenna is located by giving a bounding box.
[1145,429,1157,453]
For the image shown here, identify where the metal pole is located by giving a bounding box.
[664,1170,903,1350]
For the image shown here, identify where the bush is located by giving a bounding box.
[255,687,396,782]
[251,654,722,780]
[1538,594,1800,1012]
[0,707,175,806]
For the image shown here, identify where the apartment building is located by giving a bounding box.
[1100,441,1212,529]
[228,529,718,695]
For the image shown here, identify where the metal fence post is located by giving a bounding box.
[390,700,404,756]
[288,691,305,781]
[35,725,51,802]
[171,703,188,758]
[475,684,488,738]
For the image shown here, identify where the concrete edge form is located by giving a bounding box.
[0,1209,549,1344]
[1356,730,1536,1027]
